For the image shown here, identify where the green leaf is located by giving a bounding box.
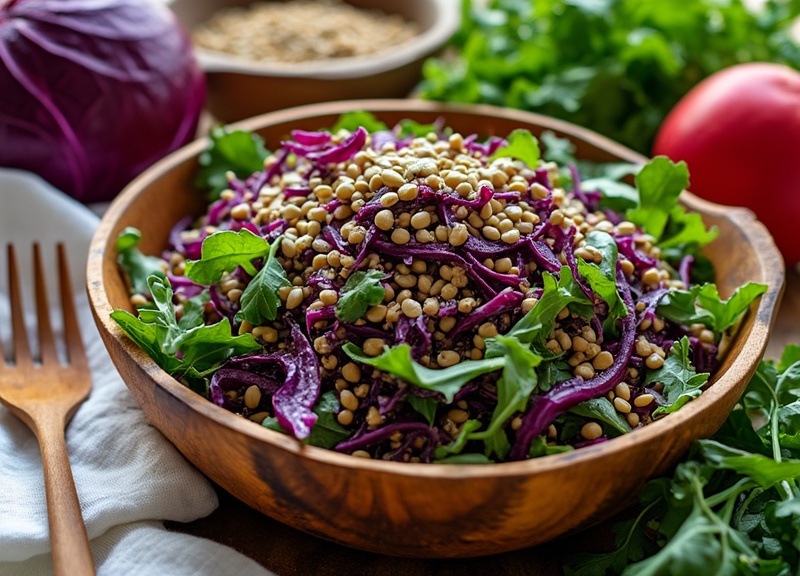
[330,111,388,134]
[698,440,800,489]
[184,229,275,284]
[577,230,627,320]
[627,157,689,240]
[779,345,800,373]
[570,397,631,436]
[111,275,260,383]
[658,282,767,334]
[486,266,593,358]
[658,206,718,250]
[343,343,505,404]
[236,238,292,325]
[116,227,166,295]
[178,292,210,330]
[490,129,541,167]
[335,270,387,323]
[648,337,710,416]
[407,395,439,426]
[195,127,270,197]
[694,282,768,333]
[435,419,483,459]
[396,118,442,138]
[468,335,542,458]
[583,178,639,212]
[305,391,351,449]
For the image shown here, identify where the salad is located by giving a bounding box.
[112,115,766,464]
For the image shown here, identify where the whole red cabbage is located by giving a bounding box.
[0,0,205,203]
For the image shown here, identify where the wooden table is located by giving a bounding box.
[167,268,800,575]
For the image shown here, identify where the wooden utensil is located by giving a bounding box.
[0,244,95,575]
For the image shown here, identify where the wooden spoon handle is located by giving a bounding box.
[37,417,96,576]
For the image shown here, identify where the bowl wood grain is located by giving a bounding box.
[87,100,784,558]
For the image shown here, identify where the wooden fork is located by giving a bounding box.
[0,244,95,576]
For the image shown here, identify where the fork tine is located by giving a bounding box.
[57,244,86,370]
[33,243,58,366]
[8,244,32,366]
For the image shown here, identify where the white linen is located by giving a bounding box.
[0,169,272,576]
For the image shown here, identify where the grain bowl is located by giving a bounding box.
[87,100,783,557]
[170,0,459,122]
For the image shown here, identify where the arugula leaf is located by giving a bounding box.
[304,391,351,449]
[648,337,709,416]
[490,128,540,168]
[658,282,768,334]
[698,440,800,489]
[331,111,388,134]
[407,395,439,426]
[658,206,718,250]
[116,227,166,295]
[626,157,689,240]
[111,275,261,388]
[236,238,292,325]
[577,230,627,320]
[343,343,505,404]
[195,127,270,198]
[335,270,386,323]
[583,178,639,212]
[468,336,542,459]
[569,346,800,575]
[435,420,482,460]
[396,118,442,138]
[184,229,274,284]
[570,397,631,437]
[486,266,593,358]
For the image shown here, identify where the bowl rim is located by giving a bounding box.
[87,99,785,481]
[188,0,461,78]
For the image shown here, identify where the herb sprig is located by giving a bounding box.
[567,346,800,575]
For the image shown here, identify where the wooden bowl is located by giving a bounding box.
[170,0,459,122]
[87,100,784,558]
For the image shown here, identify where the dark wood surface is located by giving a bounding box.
[166,268,799,574]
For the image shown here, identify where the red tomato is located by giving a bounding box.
[653,62,800,265]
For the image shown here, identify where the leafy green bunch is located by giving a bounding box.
[568,345,800,575]
[420,0,800,153]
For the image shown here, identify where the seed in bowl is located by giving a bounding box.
[192,0,419,63]
[112,115,766,463]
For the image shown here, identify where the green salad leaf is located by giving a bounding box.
[485,266,593,358]
[336,270,387,323]
[626,157,689,241]
[195,127,270,198]
[467,335,542,459]
[111,276,261,392]
[577,230,627,321]
[343,343,505,404]
[490,128,541,167]
[647,336,710,416]
[658,282,768,334]
[184,229,275,284]
[236,238,292,325]
[183,229,290,325]
[116,227,166,295]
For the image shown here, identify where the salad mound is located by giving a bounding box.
[112,117,766,464]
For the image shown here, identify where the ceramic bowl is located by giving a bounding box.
[87,100,784,558]
[170,0,460,122]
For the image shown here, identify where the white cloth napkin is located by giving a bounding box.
[0,169,273,576]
